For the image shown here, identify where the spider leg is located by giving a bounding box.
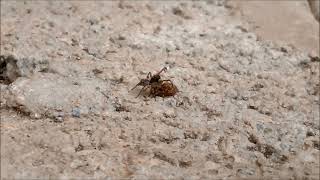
[136,85,149,98]
[156,67,168,75]
[131,82,140,91]
[147,88,157,101]
[148,86,156,97]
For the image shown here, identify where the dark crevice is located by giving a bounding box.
[0,55,20,85]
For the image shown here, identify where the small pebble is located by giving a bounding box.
[72,108,81,118]
[53,111,64,122]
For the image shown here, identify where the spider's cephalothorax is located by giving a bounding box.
[149,73,161,83]
[131,67,177,98]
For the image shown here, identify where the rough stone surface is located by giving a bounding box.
[1,1,319,179]
[4,73,111,119]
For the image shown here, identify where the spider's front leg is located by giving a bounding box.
[131,79,150,91]
[156,67,168,75]
[131,82,140,91]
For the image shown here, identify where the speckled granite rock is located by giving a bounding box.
[1,1,319,179]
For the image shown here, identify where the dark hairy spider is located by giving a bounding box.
[131,67,178,98]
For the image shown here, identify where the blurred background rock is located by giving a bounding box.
[229,0,319,56]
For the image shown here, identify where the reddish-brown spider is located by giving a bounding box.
[131,67,178,98]
[149,80,178,98]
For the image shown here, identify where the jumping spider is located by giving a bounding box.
[131,67,178,98]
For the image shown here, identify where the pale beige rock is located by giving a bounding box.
[1,1,319,179]
[229,0,319,56]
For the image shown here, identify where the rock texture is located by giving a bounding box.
[229,0,319,57]
[1,1,319,179]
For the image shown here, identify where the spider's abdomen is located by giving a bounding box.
[151,81,178,97]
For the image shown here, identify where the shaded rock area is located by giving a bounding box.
[0,55,49,84]
[308,0,320,21]
[1,1,319,179]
